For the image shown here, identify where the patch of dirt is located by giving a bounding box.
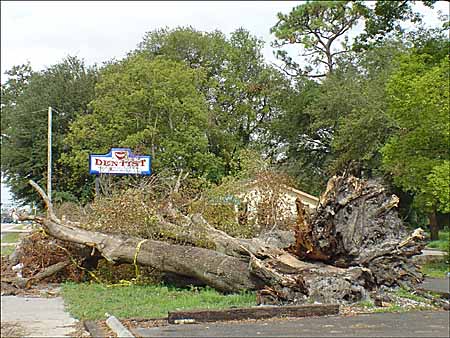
[67,321,91,338]
[122,318,169,329]
[1,280,62,298]
[0,322,27,338]
[96,320,117,338]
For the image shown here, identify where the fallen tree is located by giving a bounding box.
[2,260,70,289]
[11,174,426,305]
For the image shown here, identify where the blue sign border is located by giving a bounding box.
[89,148,152,176]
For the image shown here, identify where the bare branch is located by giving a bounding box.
[270,62,327,79]
[330,49,351,57]
[28,180,61,223]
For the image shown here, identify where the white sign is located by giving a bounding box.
[89,148,151,175]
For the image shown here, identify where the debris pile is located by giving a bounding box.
[3,174,427,305]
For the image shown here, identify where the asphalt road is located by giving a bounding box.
[133,311,450,337]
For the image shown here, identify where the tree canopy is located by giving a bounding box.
[271,0,441,78]
[271,1,364,77]
[136,27,291,175]
[61,55,222,198]
[1,0,447,230]
[1,57,98,205]
[381,54,449,214]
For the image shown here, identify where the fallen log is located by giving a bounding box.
[27,217,265,292]
[15,175,426,305]
[167,304,340,324]
[2,260,70,289]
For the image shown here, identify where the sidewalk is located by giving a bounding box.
[419,277,450,296]
[1,296,80,337]
[414,248,447,264]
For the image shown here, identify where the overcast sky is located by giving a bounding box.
[1,1,306,82]
[1,1,448,207]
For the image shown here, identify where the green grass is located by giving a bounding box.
[426,230,449,252]
[372,304,404,313]
[1,232,20,243]
[0,232,20,256]
[1,224,29,256]
[421,259,449,278]
[1,246,15,256]
[353,289,433,314]
[61,282,257,320]
[355,300,375,308]
[371,304,432,313]
[422,229,449,278]
[394,287,430,303]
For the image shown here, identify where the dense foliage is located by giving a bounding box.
[1,1,448,236]
[1,57,98,204]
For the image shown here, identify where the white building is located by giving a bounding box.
[235,181,319,226]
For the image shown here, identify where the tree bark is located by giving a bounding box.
[2,261,70,289]
[429,208,439,241]
[15,176,427,305]
[292,175,426,287]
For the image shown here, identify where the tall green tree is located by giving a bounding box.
[317,40,407,176]
[271,0,365,78]
[381,54,449,240]
[270,40,406,194]
[271,0,440,78]
[61,55,223,198]
[1,56,98,205]
[354,0,439,49]
[270,0,445,195]
[268,78,325,195]
[136,27,291,175]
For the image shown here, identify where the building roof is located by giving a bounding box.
[282,185,319,202]
[240,180,319,203]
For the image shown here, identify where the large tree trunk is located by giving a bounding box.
[293,175,426,287]
[429,208,439,241]
[17,175,426,305]
[24,216,263,292]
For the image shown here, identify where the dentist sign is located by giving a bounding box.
[89,148,151,175]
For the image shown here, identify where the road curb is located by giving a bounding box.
[106,315,135,337]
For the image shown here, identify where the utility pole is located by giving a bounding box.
[47,106,52,202]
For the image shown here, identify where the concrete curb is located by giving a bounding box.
[105,315,135,337]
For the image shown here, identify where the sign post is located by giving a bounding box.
[47,106,52,202]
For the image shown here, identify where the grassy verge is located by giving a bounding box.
[353,288,437,314]
[421,259,449,278]
[61,282,256,320]
[0,232,20,256]
[1,224,29,256]
[422,228,449,278]
[394,287,430,303]
[371,304,433,313]
[426,230,449,252]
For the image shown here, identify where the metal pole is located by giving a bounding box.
[47,106,52,202]
[95,176,100,198]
